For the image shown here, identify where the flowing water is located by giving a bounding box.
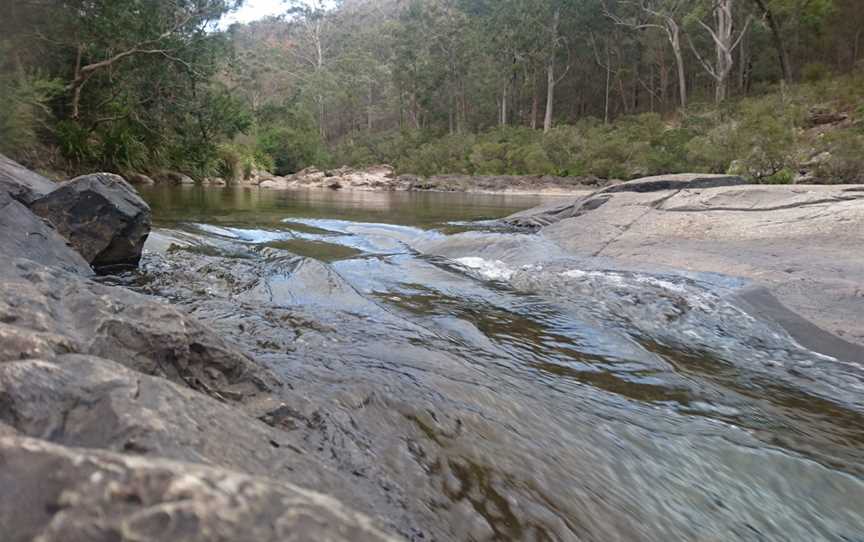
[136,186,864,541]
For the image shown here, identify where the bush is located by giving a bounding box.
[54,120,96,167]
[688,95,800,181]
[398,132,474,175]
[0,72,62,159]
[762,168,795,184]
[801,62,831,83]
[99,122,149,172]
[541,125,585,175]
[813,131,864,184]
[256,126,330,175]
[469,142,508,174]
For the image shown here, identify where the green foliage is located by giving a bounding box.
[99,121,150,172]
[396,133,475,176]
[541,126,585,174]
[54,120,95,167]
[687,95,800,181]
[0,69,62,158]
[258,126,330,175]
[813,131,864,184]
[762,168,796,184]
[801,62,831,82]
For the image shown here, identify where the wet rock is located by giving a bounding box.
[30,173,151,271]
[204,177,227,186]
[156,171,197,185]
[125,173,156,185]
[0,354,374,498]
[259,179,281,189]
[0,435,398,542]
[0,153,56,205]
[0,258,281,409]
[510,182,864,347]
[0,200,92,275]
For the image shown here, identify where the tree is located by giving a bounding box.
[688,0,752,102]
[606,0,691,108]
[750,0,790,81]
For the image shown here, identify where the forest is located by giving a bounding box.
[1,0,863,183]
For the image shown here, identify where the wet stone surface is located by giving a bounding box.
[118,187,864,541]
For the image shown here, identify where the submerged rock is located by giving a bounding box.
[30,173,151,271]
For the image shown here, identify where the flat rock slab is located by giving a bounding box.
[597,173,745,194]
[0,435,398,542]
[535,184,864,346]
[30,173,151,271]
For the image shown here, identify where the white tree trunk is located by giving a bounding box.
[543,7,560,134]
[670,23,687,109]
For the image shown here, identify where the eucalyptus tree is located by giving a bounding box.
[687,0,752,102]
[606,0,691,108]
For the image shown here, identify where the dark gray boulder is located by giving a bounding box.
[0,153,56,206]
[0,435,398,542]
[30,173,151,271]
[0,200,92,275]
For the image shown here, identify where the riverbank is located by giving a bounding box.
[127,164,606,196]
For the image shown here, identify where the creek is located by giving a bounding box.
[135,186,864,541]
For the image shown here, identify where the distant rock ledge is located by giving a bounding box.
[241,164,608,194]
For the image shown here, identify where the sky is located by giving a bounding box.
[221,0,287,26]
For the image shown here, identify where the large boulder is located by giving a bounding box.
[0,200,92,275]
[0,435,398,542]
[30,173,151,271]
[0,153,56,206]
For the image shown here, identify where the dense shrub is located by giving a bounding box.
[813,131,864,184]
[0,73,62,160]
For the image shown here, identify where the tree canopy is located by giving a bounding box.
[1,0,862,180]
